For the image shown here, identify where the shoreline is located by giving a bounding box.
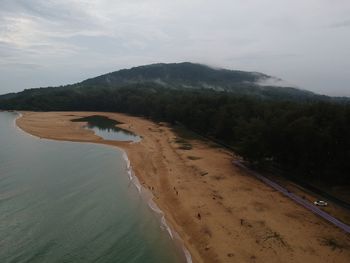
[14,111,192,263]
[15,111,350,263]
[121,150,193,263]
[15,111,192,263]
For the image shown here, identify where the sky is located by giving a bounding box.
[0,0,349,96]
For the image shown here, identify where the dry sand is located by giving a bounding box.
[17,111,350,263]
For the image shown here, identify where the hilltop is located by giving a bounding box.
[1,62,345,103]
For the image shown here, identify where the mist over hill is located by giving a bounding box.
[72,62,333,102]
[2,62,346,103]
[81,62,269,89]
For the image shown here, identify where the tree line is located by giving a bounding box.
[1,84,349,186]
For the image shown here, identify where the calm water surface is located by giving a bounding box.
[0,112,183,263]
[72,115,141,142]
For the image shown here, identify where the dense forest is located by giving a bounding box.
[1,83,349,186]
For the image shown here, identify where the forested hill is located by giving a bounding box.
[0,62,348,102]
[69,62,331,102]
[0,62,349,189]
[81,62,268,87]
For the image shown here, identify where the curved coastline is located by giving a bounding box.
[14,111,192,263]
[14,111,350,263]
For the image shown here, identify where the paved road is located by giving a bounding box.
[233,161,350,234]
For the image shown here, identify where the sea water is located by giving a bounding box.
[0,112,184,263]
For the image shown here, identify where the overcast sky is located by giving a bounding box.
[0,0,349,96]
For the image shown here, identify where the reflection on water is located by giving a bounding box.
[72,115,141,142]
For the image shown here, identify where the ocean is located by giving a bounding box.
[0,112,185,263]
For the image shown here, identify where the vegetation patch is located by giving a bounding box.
[320,237,348,251]
[174,137,188,144]
[187,155,202,160]
[173,137,193,150]
[208,142,223,148]
[178,143,193,150]
[71,115,123,125]
[172,125,204,141]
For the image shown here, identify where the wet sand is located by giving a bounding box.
[17,111,350,263]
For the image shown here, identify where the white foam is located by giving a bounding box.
[121,149,193,263]
[12,112,192,263]
[161,216,174,239]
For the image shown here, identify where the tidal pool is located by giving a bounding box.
[72,115,141,142]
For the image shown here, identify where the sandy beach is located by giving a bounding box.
[17,111,350,263]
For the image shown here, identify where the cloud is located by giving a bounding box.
[0,62,42,69]
[0,0,350,96]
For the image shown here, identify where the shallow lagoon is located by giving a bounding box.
[72,115,141,142]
